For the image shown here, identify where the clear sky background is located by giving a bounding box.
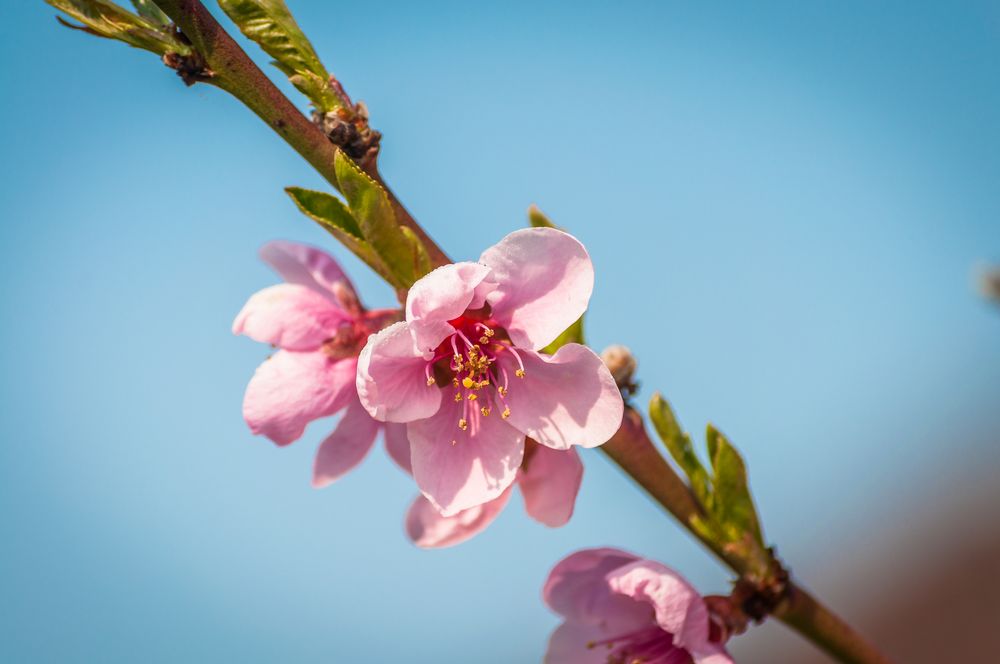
[3,2,999,662]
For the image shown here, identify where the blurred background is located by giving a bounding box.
[3,1,999,662]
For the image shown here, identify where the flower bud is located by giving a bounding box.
[601,344,637,392]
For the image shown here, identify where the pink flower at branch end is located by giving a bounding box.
[233,240,408,486]
[405,440,584,548]
[356,227,625,516]
[543,548,735,664]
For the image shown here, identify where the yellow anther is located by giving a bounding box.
[515,369,525,378]
[479,336,490,344]
[462,376,475,389]
[452,377,460,387]
[426,377,435,386]
[458,418,468,431]
[467,393,477,401]
[501,407,511,419]
[454,392,463,402]
[497,385,507,397]
[480,407,491,417]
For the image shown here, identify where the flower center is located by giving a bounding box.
[423,315,526,440]
[586,625,692,664]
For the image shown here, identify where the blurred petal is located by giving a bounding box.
[404,488,512,549]
[502,344,623,450]
[242,352,356,446]
[259,240,359,307]
[312,395,380,488]
[520,444,583,527]
[408,396,524,516]
[543,548,648,625]
[544,621,610,664]
[383,423,412,474]
[233,284,347,351]
[480,228,594,350]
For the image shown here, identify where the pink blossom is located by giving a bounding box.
[405,440,584,548]
[356,228,624,516]
[542,548,734,664]
[233,240,408,486]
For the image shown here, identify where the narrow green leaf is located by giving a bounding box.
[130,0,169,25]
[217,0,340,110]
[399,226,434,282]
[706,424,765,547]
[527,203,556,229]
[284,186,395,285]
[334,151,417,288]
[542,317,585,354]
[46,0,189,55]
[649,393,711,506]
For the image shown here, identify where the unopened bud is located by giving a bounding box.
[601,345,638,393]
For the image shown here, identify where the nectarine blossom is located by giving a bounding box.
[405,441,583,548]
[233,241,408,486]
[357,228,624,516]
[543,548,734,664]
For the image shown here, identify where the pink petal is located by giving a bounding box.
[259,240,360,310]
[312,394,381,488]
[404,488,512,549]
[480,228,594,350]
[405,262,493,323]
[544,621,612,664]
[519,444,583,527]
[356,321,444,423]
[232,284,348,351]
[695,651,735,664]
[383,422,412,474]
[502,344,624,450]
[242,351,357,446]
[543,548,649,625]
[605,560,714,655]
[407,395,525,516]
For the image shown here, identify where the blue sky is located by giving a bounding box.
[3,1,999,661]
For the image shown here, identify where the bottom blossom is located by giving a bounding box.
[543,548,734,664]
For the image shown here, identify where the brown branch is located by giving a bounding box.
[601,408,894,664]
[152,0,449,268]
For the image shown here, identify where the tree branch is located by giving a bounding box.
[153,0,449,268]
[601,408,894,664]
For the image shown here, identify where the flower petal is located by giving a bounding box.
[405,262,493,323]
[232,284,348,351]
[383,422,412,474]
[356,321,444,423]
[404,488,512,549]
[408,395,524,516]
[242,351,356,446]
[544,621,612,664]
[694,650,735,664]
[519,443,583,527]
[543,548,648,625]
[480,228,594,350]
[312,394,381,488]
[259,240,359,310]
[605,560,713,655]
[502,344,624,450]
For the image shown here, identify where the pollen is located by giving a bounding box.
[454,392,463,402]
[458,418,468,431]
[467,393,478,401]
[497,385,507,397]
[480,407,491,416]
[462,376,475,389]
[501,407,511,419]
[426,377,436,386]
[515,368,525,378]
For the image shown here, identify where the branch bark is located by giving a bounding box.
[153,0,449,268]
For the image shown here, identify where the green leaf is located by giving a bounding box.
[649,393,711,507]
[284,186,395,285]
[399,226,434,282]
[217,0,341,111]
[542,317,585,354]
[527,203,556,229]
[130,0,169,25]
[334,151,418,288]
[46,0,190,55]
[706,424,765,547]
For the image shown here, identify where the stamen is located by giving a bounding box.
[462,376,475,389]
[506,345,526,376]
[501,407,511,419]
[458,418,468,431]
[454,392,463,402]
[467,393,478,401]
[515,368,525,378]
[480,406,491,416]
